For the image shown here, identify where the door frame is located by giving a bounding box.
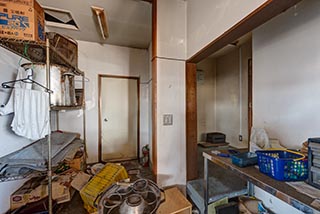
[98,74,140,162]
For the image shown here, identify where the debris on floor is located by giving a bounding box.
[98,178,164,214]
[239,196,271,214]
[8,159,156,214]
[80,163,128,213]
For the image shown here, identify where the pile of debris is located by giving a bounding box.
[8,156,163,214]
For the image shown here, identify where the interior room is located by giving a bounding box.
[0,0,320,214]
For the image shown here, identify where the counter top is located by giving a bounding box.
[203,151,319,213]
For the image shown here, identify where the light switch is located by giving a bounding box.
[163,114,173,126]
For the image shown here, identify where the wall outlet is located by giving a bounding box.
[239,135,243,141]
[163,114,173,126]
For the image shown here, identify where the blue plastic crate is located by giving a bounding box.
[255,150,308,181]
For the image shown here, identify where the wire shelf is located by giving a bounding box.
[0,171,47,183]
[0,37,84,76]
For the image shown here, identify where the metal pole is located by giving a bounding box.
[56,111,59,131]
[204,155,208,214]
[46,38,53,214]
[82,73,87,158]
[247,181,254,196]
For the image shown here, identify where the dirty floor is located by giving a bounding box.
[57,160,154,214]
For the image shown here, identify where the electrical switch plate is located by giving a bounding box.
[239,135,243,141]
[163,114,173,126]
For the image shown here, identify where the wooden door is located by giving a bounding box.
[99,75,139,161]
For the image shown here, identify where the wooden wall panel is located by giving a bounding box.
[186,62,198,180]
[152,59,158,175]
[151,0,158,177]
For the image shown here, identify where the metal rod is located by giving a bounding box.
[82,73,87,158]
[56,111,59,131]
[204,155,208,214]
[247,181,254,196]
[46,38,53,214]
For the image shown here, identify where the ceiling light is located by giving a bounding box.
[91,6,109,40]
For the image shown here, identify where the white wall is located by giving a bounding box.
[253,0,320,149]
[215,41,251,147]
[155,0,187,187]
[58,40,150,163]
[197,58,216,141]
[252,0,320,213]
[156,59,186,186]
[157,0,186,60]
[0,47,32,214]
[196,41,251,147]
[216,48,240,145]
[186,0,267,59]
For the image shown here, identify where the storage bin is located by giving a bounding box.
[231,152,258,167]
[47,32,78,67]
[256,150,308,181]
[80,163,128,213]
[308,138,320,188]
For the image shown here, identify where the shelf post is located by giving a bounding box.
[82,73,87,158]
[46,38,53,214]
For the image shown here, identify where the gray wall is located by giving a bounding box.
[197,41,252,147]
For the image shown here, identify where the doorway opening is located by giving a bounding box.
[195,33,252,179]
[98,75,140,162]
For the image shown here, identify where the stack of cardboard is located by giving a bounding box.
[0,0,45,41]
[10,169,79,211]
[10,145,90,212]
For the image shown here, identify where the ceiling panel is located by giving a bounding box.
[38,0,152,49]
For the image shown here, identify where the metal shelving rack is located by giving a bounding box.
[0,37,87,214]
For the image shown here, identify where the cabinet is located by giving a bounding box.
[0,36,86,214]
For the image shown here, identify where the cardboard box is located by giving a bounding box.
[157,187,192,214]
[66,151,85,171]
[10,176,46,210]
[10,169,79,210]
[0,0,45,41]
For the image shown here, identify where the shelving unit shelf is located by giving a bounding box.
[0,38,83,75]
[0,36,86,214]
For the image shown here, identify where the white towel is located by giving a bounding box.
[0,67,33,115]
[11,88,50,140]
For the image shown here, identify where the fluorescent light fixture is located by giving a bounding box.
[91,6,109,40]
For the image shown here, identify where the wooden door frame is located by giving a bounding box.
[98,74,140,162]
[248,59,253,139]
[185,0,302,180]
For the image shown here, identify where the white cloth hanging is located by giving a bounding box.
[64,75,71,106]
[0,67,32,115]
[11,88,50,140]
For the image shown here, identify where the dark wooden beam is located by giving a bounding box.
[151,0,157,176]
[142,0,152,3]
[187,0,302,63]
[186,62,198,181]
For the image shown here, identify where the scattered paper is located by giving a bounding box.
[71,171,91,191]
[286,181,320,199]
[311,199,320,209]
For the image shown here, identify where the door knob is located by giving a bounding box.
[104,118,108,122]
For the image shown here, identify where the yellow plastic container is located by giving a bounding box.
[80,163,128,212]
